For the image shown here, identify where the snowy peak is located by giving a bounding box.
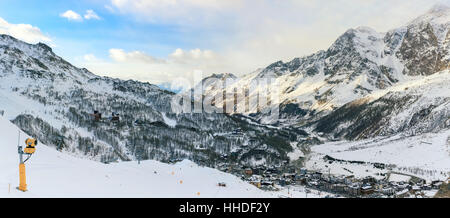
[426,3,450,16]
[331,26,380,49]
[0,34,96,81]
[0,34,53,56]
[408,3,449,41]
[203,73,237,81]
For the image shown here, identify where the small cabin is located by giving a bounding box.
[111,112,120,122]
[92,110,102,121]
[244,168,253,176]
[218,182,227,187]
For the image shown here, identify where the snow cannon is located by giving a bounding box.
[17,137,38,192]
[24,138,38,154]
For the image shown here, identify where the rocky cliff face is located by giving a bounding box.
[396,5,450,76]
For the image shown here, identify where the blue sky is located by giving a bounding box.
[0,0,188,60]
[0,0,448,87]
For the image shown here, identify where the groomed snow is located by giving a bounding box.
[306,129,450,182]
[0,116,318,198]
[389,174,411,182]
[162,113,177,128]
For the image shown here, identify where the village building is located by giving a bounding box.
[244,168,253,176]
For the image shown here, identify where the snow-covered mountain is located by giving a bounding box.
[199,5,450,141]
[0,34,296,167]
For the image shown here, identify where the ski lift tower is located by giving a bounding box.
[17,132,37,192]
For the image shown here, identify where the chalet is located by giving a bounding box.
[253,167,264,175]
[299,168,308,176]
[432,181,443,189]
[422,184,432,190]
[411,185,421,194]
[381,187,395,196]
[333,184,346,193]
[395,189,409,198]
[361,184,374,195]
[344,175,355,185]
[295,177,307,185]
[261,181,274,187]
[323,182,333,190]
[373,162,385,169]
[308,180,319,187]
[362,176,376,185]
[282,173,296,179]
[397,183,410,191]
[321,175,333,183]
[311,172,322,180]
[279,178,291,186]
[346,184,361,196]
[336,175,346,184]
[266,168,279,174]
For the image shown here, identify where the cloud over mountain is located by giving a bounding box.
[0,17,51,44]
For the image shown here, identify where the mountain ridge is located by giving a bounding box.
[0,33,298,168]
[196,5,449,142]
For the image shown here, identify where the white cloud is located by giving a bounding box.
[83,54,101,62]
[79,48,228,86]
[170,48,215,63]
[109,0,241,24]
[109,49,164,63]
[84,10,101,20]
[0,17,51,44]
[60,10,83,21]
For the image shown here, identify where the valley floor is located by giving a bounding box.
[305,130,450,182]
[300,130,449,198]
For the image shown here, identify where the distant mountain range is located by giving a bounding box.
[199,5,449,140]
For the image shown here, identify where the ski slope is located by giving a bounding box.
[306,130,450,182]
[0,116,286,198]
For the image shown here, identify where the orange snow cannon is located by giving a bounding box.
[24,138,37,154]
[18,163,27,192]
[18,137,37,192]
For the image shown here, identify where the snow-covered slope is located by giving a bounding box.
[313,70,450,140]
[0,115,282,198]
[305,129,450,182]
